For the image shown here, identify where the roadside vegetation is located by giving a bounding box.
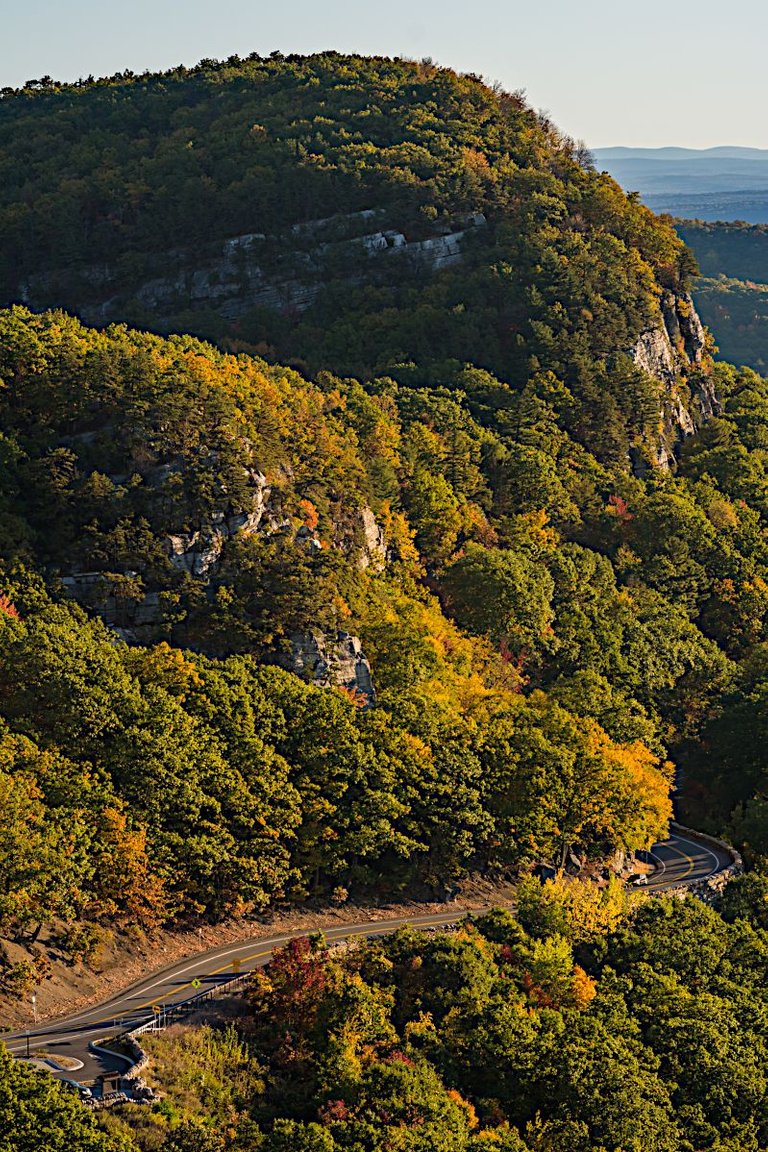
[96,877,768,1152]
[4,49,768,1151]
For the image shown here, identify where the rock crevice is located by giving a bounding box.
[629,290,718,470]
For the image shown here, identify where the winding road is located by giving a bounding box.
[644,829,732,891]
[1,829,734,1087]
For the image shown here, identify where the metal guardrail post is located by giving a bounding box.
[121,967,252,1043]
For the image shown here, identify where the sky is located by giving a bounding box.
[1,0,766,148]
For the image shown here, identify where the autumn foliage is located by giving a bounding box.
[0,594,19,620]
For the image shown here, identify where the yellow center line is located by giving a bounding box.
[664,842,695,880]
[96,912,467,1029]
[126,949,272,1017]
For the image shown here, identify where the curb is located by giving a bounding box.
[669,820,743,870]
[87,1039,133,1068]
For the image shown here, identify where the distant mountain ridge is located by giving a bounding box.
[593,147,768,192]
[595,147,768,161]
[593,145,768,223]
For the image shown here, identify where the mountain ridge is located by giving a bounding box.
[2,50,768,1021]
[595,146,768,160]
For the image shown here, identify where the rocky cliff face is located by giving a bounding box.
[22,210,487,329]
[358,506,388,573]
[59,467,385,700]
[165,471,272,578]
[279,630,377,707]
[629,291,718,470]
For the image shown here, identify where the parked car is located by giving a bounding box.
[60,1079,92,1099]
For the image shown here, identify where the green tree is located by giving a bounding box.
[0,1047,132,1152]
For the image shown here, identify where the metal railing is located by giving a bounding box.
[84,971,253,1108]
[125,971,251,1039]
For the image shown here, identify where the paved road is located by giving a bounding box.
[1,829,732,1085]
[643,830,732,892]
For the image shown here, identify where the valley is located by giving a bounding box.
[2,49,768,1152]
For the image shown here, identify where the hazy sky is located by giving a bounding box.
[2,0,766,148]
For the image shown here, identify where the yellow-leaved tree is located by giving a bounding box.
[516,871,640,946]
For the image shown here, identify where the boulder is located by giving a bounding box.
[281,629,376,707]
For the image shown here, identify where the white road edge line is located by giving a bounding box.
[669,833,722,880]
[2,913,467,1044]
[11,932,339,1032]
[5,837,730,1053]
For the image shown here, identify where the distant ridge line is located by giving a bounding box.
[594,146,768,161]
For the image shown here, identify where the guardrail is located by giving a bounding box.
[127,971,251,1039]
[86,971,253,1108]
[660,821,743,904]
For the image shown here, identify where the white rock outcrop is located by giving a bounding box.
[358,507,387,572]
[631,328,676,386]
[282,629,376,706]
[629,291,718,471]
[164,472,270,578]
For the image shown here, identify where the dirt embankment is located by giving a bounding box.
[0,874,518,1032]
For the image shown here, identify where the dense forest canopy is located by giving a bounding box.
[673,222,768,374]
[0,50,696,444]
[0,306,687,942]
[2,298,768,951]
[0,51,687,282]
[95,887,768,1152]
[5,45,768,1152]
[1,53,766,946]
[687,276,768,375]
[678,221,768,283]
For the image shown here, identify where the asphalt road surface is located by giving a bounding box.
[1,829,733,1085]
[644,830,732,893]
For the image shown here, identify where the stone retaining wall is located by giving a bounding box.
[660,822,743,905]
[669,821,743,868]
[120,1035,150,1082]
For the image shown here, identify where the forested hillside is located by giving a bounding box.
[0,50,699,456]
[1,54,768,1006]
[687,276,768,374]
[0,307,683,952]
[2,298,768,959]
[97,884,768,1152]
[678,221,768,282]
[8,46,768,1152]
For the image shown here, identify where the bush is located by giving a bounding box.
[60,923,112,968]
[1,960,36,997]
